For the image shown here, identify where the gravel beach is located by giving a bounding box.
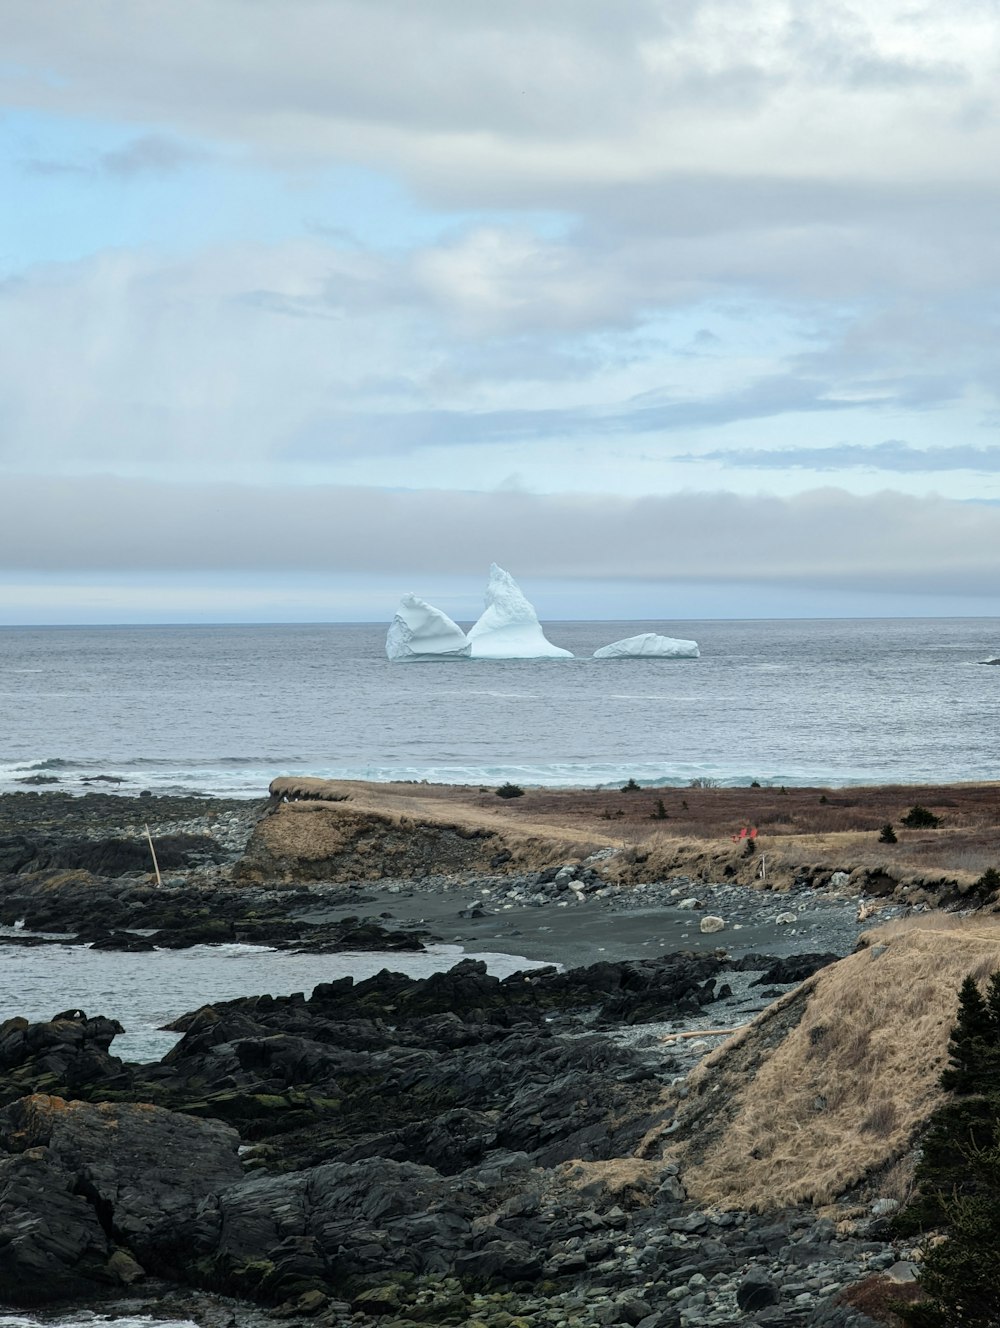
[293,870,912,970]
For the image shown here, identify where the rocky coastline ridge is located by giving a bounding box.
[0,787,986,1327]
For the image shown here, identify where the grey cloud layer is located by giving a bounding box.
[285,375,878,460]
[3,1,990,187]
[22,134,207,179]
[4,477,998,598]
[685,442,1000,473]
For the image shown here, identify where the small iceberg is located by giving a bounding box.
[468,564,573,659]
[386,593,471,662]
[594,632,700,659]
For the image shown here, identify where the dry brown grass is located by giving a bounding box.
[265,777,1000,892]
[556,1157,660,1200]
[271,776,1000,841]
[666,914,1000,1210]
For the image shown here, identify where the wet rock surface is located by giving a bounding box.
[0,874,432,952]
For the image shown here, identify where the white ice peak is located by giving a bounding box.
[386,593,471,662]
[467,564,573,659]
[593,632,700,659]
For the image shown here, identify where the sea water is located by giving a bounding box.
[0,935,552,1062]
[1,617,998,796]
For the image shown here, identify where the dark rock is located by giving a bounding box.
[0,1011,128,1107]
[738,1272,780,1310]
[0,1094,241,1302]
[0,832,224,878]
[1,1094,242,1265]
[0,1150,112,1304]
[751,953,840,986]
[86,931,157,952]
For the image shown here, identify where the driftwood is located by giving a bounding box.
[660,1026,748,1042]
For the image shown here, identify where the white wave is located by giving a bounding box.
[0,757,898,796]
[0,1318,198,1328]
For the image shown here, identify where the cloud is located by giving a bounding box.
[98,133,208,177]
[20,133,208,181]
[1,236,993,499]
[20,156,89,178]
[3,0,1000,198]
[684,441,1000,473]
[285,374,889,461]
[3,476,999,599]
[5,0,1000,529]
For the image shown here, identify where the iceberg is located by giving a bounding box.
[594,632,700,659]
[386,593,471,662]
[468,564,573,659]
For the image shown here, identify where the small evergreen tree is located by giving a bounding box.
[902,804,941,828]
[902,1151,1000,1327]
[879,823,898,844]
[974,867,1000,899]
[941,976,996,1095]
[986,971,1000,1038]
[898,970,1000,1325]
[621,777,641,792]
[495,782,524,799]
[650,798,669,820]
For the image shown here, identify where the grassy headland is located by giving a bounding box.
[246,776,1000,899]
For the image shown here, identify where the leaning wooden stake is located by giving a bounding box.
[144,823,162,887]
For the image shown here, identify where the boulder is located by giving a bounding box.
[1,1094,242,1267]
[0,1150,111,1304]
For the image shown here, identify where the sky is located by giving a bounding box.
[2,0,1000,624]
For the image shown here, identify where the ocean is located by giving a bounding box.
[1,618,998,797]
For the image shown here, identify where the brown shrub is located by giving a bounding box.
[836,1273,926,1325]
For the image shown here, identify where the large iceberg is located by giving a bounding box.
[594,632,700,659]
[386,593,471,662]
[468,564,573,659]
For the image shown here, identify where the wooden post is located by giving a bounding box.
[144,824,162,887]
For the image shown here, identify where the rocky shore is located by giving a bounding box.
[0,792,940,1325]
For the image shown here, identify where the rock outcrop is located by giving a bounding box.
[235,798,508,883]
[0,946,934,1323]
[0,1094,241,1302]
